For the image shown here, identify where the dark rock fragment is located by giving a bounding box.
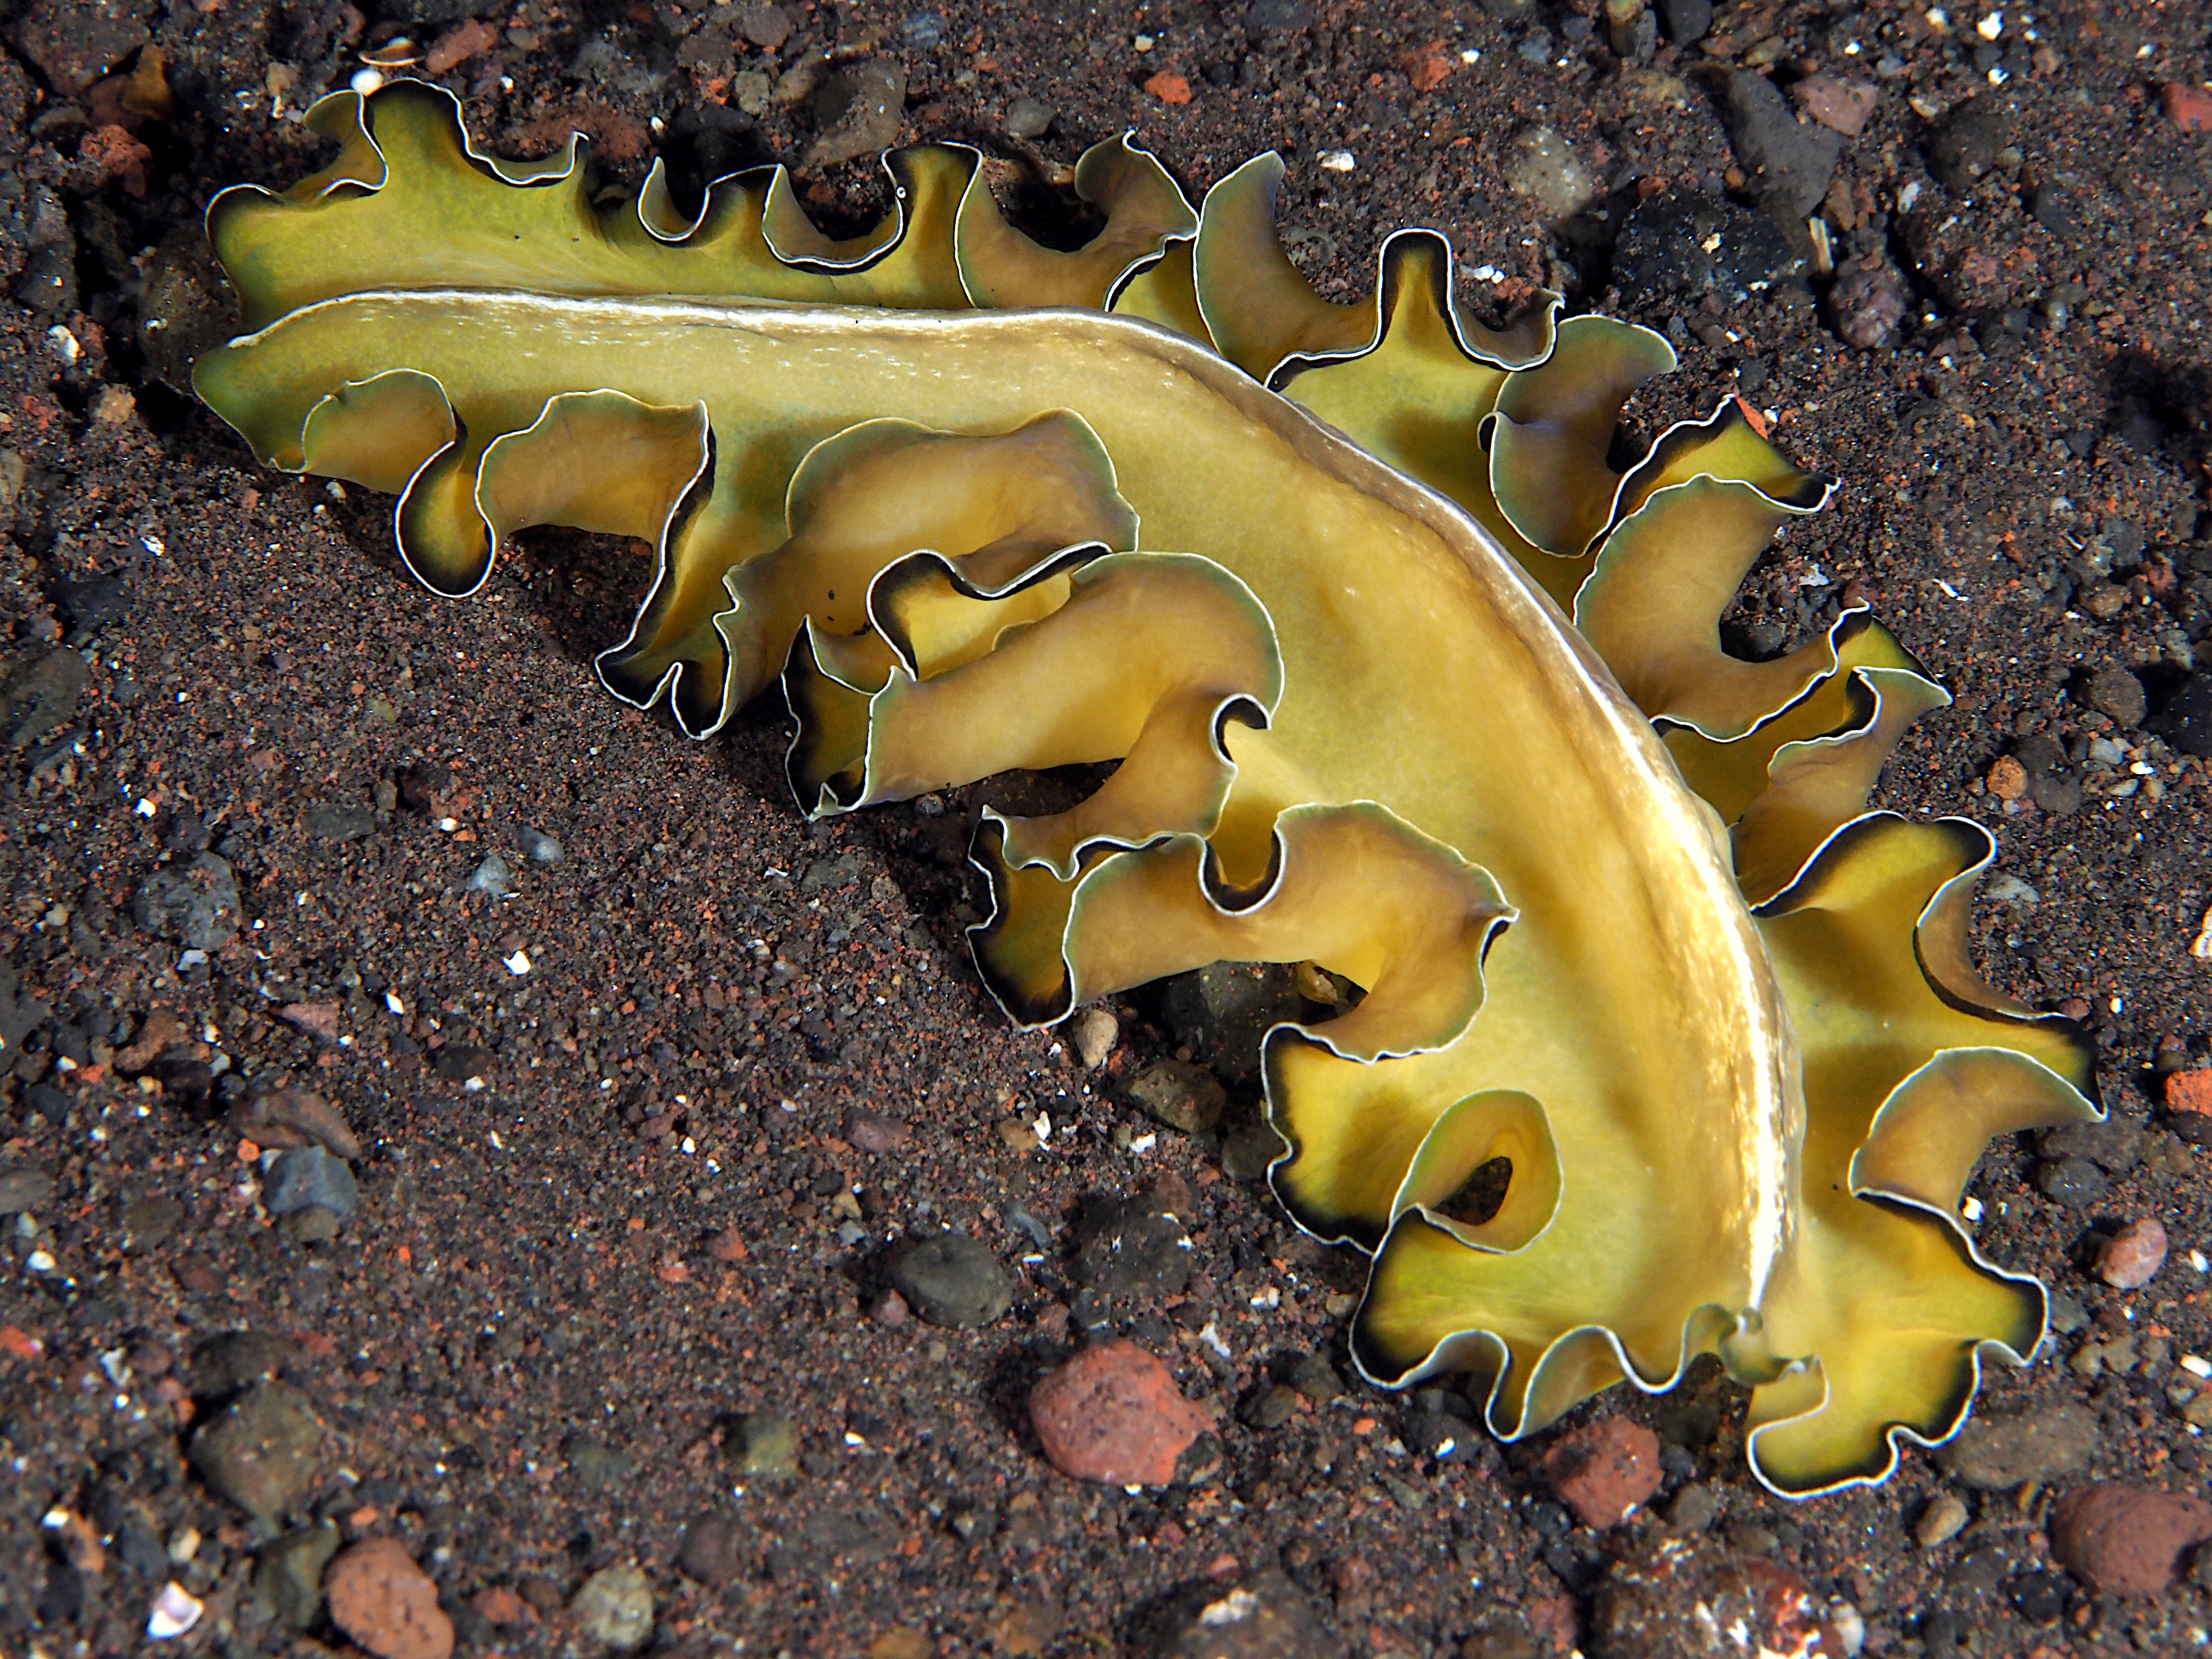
[1658,0,1710,43]
[2085,664,2148,729]
[889,1231,1014,1327]
[1072,1193,1193,1298]
[1137,1569,1330,1658]
[1928,98,2017,192]
[188,1380,325,1521]
[2,645,87,749]
[1613,192,1806,307]
[1723,70,1841,218]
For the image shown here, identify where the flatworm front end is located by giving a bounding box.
[194,83,2097,1496]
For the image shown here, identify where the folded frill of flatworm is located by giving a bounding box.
[194,81,2096,1498]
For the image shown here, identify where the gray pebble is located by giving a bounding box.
[1505,125,1596,221]
[2035,1154,2108,1208]
[263,1145,358,1220]
[465,852,514,897]
[1937,1399,2098,1491]
[133,853,241,951]
[0,644,86,748]
[731,1409,799,1478]
[1006,96,1054,139]
[564,1433,635,1492]
[2046,1286,2089,1335]
[1659,0,1710,42]
[802,58,906,172]
[571,1564,654,1652]
[0,1165,55,1215]
[188,1380,325,1521]
[2086,664,2148,730]
[1220,1121,1286,1181]
[2041,1114,2143,1175]
[1724,68,1840,218]
[253,1521,339,1628]
[122,1193,184,1248]
[515,824,564,863]
[677,1512,749,1586]
[890,1232,1014,1327]
[306,803,374,842]
[1127,1057,1227,1134]
[1239,1382,1300,1429]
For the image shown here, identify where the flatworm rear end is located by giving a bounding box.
[194,82,2098,1496]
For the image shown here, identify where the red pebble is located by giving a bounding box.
[1544,1416,1662,1529]
[2097,1217,2169,1289]
[2052,1484,2212,1595]
[2162,81,2212,134]
[1028,1340,1210,1486]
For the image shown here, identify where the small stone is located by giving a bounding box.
[325,1539,453,1659]
[676,1513,748,1586]
[1827,258,1908,349]
[2035,1155,2109,1209]
[1072,1006,1118,1069]
[1220,1121,1285,1181]
[1140,1570,1330,1658]
[1659,0,1711,43]
[1073,1193,1193,1298]
[985,1595,1063,1656]
[133,854,241,951]
[263,1145,359,1220]
[2164,81,2212,134]
[0,1166,56,1214]
[730,1409,799,1477]
[1286,1351,1345,1401]
[193,1329,286,1395]
[1239,1382,1301,1429]
[1505,125,1596,221]
[514,825,564,864]
[802,58,906,171]
[1029,1340,1212,1486]
[254,1522,340,1629]
[736,1,792,48]
[873,1288,910,1326]
[1987,756,2029,800]
[1938,1399,2099,1491]
[1666,1484,1719,1533]
[1916,1493,1970,1548]
[277,1000,342,1044]
[465,853,513,897]
[1790,72,1879,136]
[1612,192,1806,306]
[2087,665,2147,729]
[2042,1114,2142,1174]
[1128,1058,1227,1133]
[10,0,149,94]
[1144,70,1193,104]
[1544,1416,1662,1529]
[2051,1484,2212,1595]
[123,1194,184,1248]
[228,1086,363,1161]
[564,1433,634,1493]
[2167,1071,2212,1117]
[571,1564,654,1650]
[188,1380,324,1521]
[1006,96,1055,140]
[1724,69,1841,217]
[2097,1218,2169,1289]
[1928,97,2016,192]
[844,1108,910,1152]
[890,1232,1014,1328]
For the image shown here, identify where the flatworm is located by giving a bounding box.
[193,81,2098,1496]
